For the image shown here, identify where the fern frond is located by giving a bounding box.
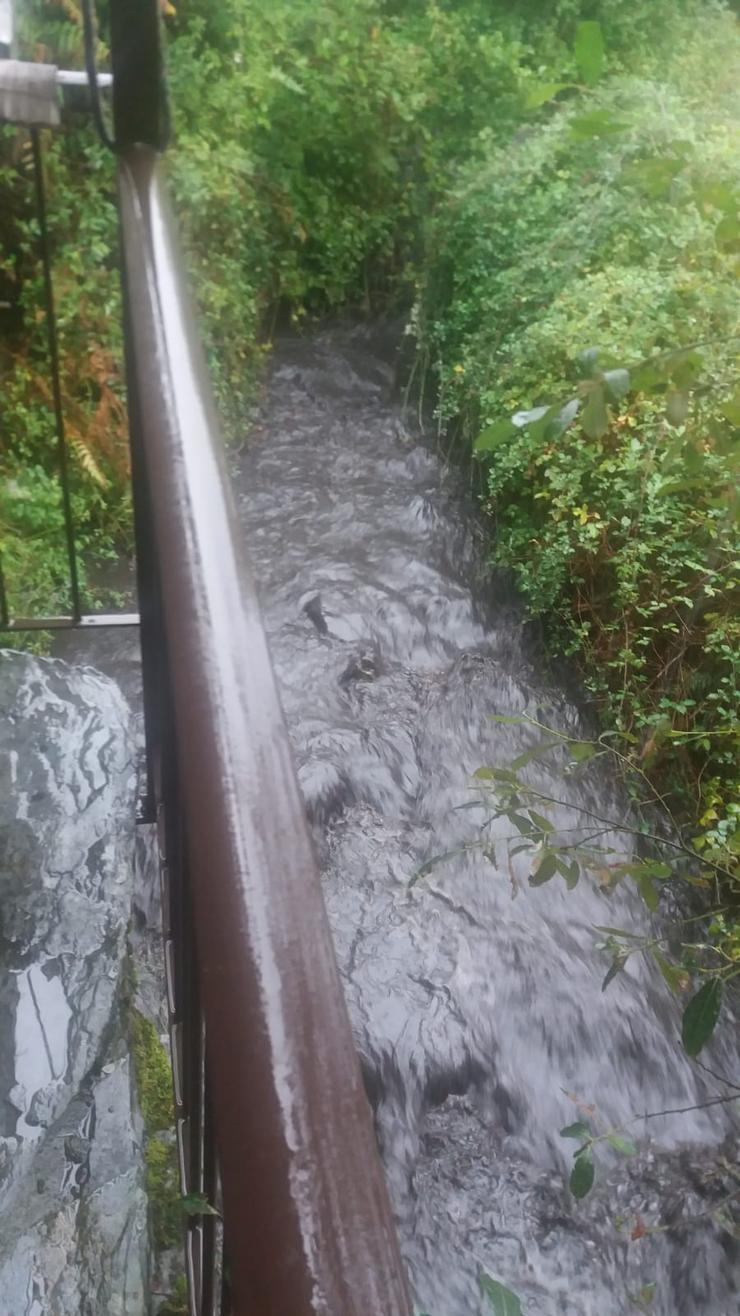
[67,429,109,488]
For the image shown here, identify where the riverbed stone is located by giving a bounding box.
[0,650,148,1315]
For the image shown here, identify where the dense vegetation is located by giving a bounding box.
[1,0,738,1268]
[421,8,740,911]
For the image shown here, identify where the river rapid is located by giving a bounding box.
[60,324,738,1316]
[234,325,737,1316]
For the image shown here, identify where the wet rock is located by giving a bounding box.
[0,651,148,1315]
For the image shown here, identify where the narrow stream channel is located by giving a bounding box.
[58,324,738,1315]
[234,325,737,1316]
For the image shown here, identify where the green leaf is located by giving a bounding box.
[556,856,580,889]
[581,385,609,439]
[410,850,460,884]
[560,1120,590,1140]
[652,950,684,995]
[666,390,689,427]
[546,397,581,440]
[576,347,601,378]
[475,420,516,454]
[480,1274,522,1316]
[473,766,519,783]
[511,405,549,429]
[681,978,723,1056]
[602,368,630,402]
[570,110,628,140]
[643,861,671,879]
[527,810,555,833]
[632,361,667,393]
[569,1146,595,1198]
[715,213,740,252]
[529,849,558,885]
[181,1193,221,1218]
[575,21,605,85]
[607,1134,637,1156]
[594,926,643,939]
[602,956,625,992]
[510,812,538,835]
[636,871,659,912]
[526,81,574,110]
[510,738,561,769]
[668,349,703,390]
[567,740,598,762]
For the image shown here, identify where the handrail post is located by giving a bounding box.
[109,0,167,152]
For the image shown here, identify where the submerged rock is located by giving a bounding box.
[0,651,148,1315]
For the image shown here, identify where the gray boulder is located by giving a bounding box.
[0,651,148,1315]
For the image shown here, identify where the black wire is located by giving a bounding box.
[31,127,83,623]
[80,0,117,151]
[0,554,10,627]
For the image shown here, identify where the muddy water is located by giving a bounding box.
[57,324,738,1315]
[232,326,738,1316]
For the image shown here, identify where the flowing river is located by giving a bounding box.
[60,324,738,1315]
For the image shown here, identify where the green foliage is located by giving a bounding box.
[156,1275,188,1316]
[129,1009,174,1134]
[559,1111,636,1200]
[419,9,740,885]
[456,709,737,1067]
[4,0,716,632]
[1,11,128,628]
[145,1135,181,1252]
[129,1009,180,1253]
[681,977,724,1055]
[1,0,534,623]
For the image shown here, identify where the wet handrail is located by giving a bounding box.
[117,144,412,1316]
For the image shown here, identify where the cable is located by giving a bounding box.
[31,126,84,621]
[80,0,116,151]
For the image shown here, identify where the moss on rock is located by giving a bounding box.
[129,1008,181,1256]
[129,1009,173,1134]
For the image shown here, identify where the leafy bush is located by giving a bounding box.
[419,9,740,860]
[1,0,534,623]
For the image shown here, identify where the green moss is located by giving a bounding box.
[129,1009,181,1254]
[130,1009,173,1134]
[156,1275,188,1316]
[145,1135,182,1253]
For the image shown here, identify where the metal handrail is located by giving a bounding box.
[118,143,411,1316]
[109,0,414,1297]
[1,3,412,1307]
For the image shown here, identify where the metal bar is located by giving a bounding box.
[122,262,161,822]
[109,0,167,151]
[116,145,412,1316]
[0,612,139,631]
[57,70,113,87]
[30,125,82,623]
[0,553,9,627]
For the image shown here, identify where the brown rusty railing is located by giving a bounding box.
[1,0,413,1310]
[110,4,412,1314]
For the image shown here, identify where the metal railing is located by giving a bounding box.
[2,2,413,1312]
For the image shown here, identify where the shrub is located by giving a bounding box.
[419,9,740,851]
